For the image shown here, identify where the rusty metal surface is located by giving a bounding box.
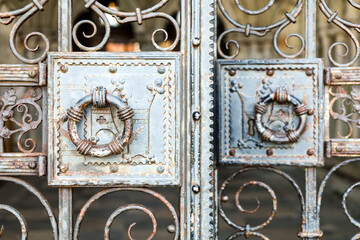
[0,85,47,176]
[47,52,181,186]
[217,59,324,166]
[0,63,46,86]
[325,140,360,157]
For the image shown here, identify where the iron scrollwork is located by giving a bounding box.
[0,0,50,63]
[318,158,360,239]
[73,0,180,51]
[319,0,360,67]
[219,167,305,239]
[0,88,43,153]
[329,86,360,138]
[73,188,179,240]
[217,0,305,59]
[0,176,58,239]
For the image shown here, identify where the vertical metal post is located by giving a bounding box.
[304,1,321,240]
[305,0,317,59]
[58,0,73,239]
[185,0,216,238]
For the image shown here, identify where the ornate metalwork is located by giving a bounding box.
[73,0,180,51]
[0,87,43,153]
[217,59,324,165]
[219,167,305,239]
[255,87,307,144]
[73,188,179,240]
[67,86,134,157]
[0,176,58,239]
[217,0,305,58]
[329,86,360,138]
[319,1,360,67]
[48,52,180,186]
[318,158,360,239]
[0,0,50,63]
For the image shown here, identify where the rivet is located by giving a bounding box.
[193,111,201,120]
[157,66,166,74]
[192,185,200,193]
[192,37,201,46]
[229,148,236,156]
[60,65,68,73]
[157,166,165,174]
[221,195,229,202]
[335,146,343,152]
[266,69,274,76]
[334,72,342,79]
[109,65,117,73]
[307,148,315,156]
[28,70,38,78]
[28,161,37,169]
[306,68,314,76]
[59,164,69,173]
[266,148,273,156]
[110,164,119,173]
[307,109,315,116]
[228,69,236,76]
[167,224,176,234]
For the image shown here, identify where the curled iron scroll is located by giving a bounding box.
[0,0,50,63]
[73,0,180,51]
[219,167,305,239]
[67,86,134,157]
[217,0,304,59]
[0,176,58,240]
[73,188,179,240]
[254,87,307,144]
[318,158,360,239]
[319,0,360,66]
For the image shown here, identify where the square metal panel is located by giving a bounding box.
[217,59,324,166]
[48,52,181,186]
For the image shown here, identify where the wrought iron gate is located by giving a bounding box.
[0,0,359,239]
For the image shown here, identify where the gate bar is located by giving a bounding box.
[304,0,321,239]
[58,0,73,239]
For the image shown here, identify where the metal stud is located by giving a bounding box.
[192,185,200,193]
[193,111,201,120]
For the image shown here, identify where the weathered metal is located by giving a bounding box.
[217,59,324,166]
[2,0,360,239]
[47,52,181,186]
[67,87,134,157]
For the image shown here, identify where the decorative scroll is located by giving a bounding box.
[0,0,50,63]
[73,188,179,240]
[73,0,180,51]
[0,176,58,239]
[329,86,360,138]
[318,158,360,239]
[217,0,305,59]
[319,1,360,67]
[0,88,42,153]
[219,167,304,239]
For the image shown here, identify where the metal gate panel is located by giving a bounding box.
[47,52,181,186]
[217,59,324,166]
